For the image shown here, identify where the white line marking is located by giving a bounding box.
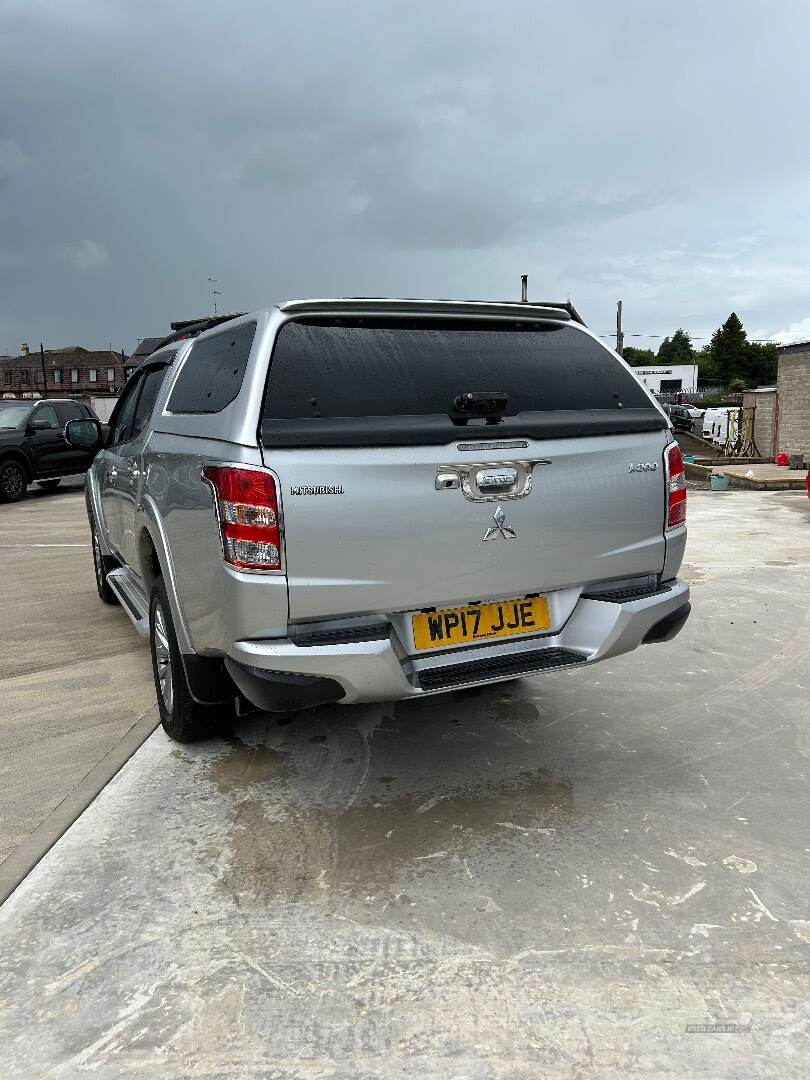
[0,543,89,548]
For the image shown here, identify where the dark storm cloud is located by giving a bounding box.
[1,0,810,350]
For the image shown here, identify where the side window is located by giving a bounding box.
[108,375,143,447]
[129,365,168,440]
[31,404,59,429]
[55,402,85,426]
[167,322,256,414]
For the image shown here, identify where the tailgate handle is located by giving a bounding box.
[476,467,518,491]
[434,458,550,501]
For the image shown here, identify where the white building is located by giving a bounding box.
[630,364,698,395]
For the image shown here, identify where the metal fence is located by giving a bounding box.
[656,388,743,405]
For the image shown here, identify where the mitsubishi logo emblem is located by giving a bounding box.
[482,505,516,542]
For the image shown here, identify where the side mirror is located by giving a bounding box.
[30,418,52,431]
[64,418,103,450]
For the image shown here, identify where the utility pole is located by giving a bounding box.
[616,300,624,357]
[39,342,47,397]
[208,277,221,316]
[520,274,528,303]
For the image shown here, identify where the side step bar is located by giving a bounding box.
[106,567,150,638]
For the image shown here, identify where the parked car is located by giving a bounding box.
[70,298,690,742]
[664,404,694,433]
[0,398,103,502]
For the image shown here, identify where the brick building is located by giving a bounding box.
[775,342,810,460]
[0,345,130,400]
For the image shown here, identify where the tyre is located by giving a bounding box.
[36,478,61,490]
[0,459,27,502]
[149,577,224,742]
[91,525,119,605]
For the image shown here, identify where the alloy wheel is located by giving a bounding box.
[153,603,174,712]
[93,532,104,588]
[1,463,25,499]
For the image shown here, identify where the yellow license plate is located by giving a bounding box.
[412,595,550,651]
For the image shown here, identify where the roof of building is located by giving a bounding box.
[0,346,124,363]
[777,340,810,353]
[131,337,165,358]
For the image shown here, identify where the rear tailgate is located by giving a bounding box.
[259,314,670,623]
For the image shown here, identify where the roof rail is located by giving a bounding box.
[169,313,245,333]
[278,297,585,324]
[142,312,246,359]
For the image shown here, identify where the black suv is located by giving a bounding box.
[664,404,694,433]
[0,398,102,502]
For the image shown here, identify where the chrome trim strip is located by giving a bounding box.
[434,459,551,502]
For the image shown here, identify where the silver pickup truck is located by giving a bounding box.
[66,298,690,742]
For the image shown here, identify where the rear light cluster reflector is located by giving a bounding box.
[202,465,281,570]
[665,443,687,529]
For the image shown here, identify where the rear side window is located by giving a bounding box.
[263,318,651,421]
[167,323,256,414]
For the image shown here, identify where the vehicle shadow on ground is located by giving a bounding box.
[12,477,86,502]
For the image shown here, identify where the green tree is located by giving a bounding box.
[657,328,695,366]
[708,312,748,384]
[622,346,656,366]
[745,341,778,386]
[695,347,720,385]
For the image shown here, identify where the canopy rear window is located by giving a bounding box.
[261,317,664,447]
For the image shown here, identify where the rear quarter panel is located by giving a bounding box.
[140,433,289,654]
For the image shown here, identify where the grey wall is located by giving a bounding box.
[776,349,810,457]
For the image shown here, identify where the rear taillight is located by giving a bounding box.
[202,465,282,570]
[665,443,687,529]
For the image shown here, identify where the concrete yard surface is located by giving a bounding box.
[0,481,156,867]
[0,490,809,1077]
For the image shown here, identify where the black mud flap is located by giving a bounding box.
[181,654,235,704]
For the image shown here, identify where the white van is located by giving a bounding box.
[702,408,719,439]
[702,406,736,446]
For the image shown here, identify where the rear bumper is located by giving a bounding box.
[226,578,691,708]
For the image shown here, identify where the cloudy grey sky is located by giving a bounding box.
[2,0,810,354]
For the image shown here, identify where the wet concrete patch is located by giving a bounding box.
[204,736,289,793]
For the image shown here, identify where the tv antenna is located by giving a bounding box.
[208,277,221,316]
